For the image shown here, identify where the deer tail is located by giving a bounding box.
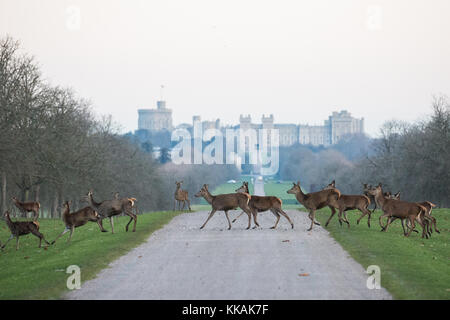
[32,221,40,229]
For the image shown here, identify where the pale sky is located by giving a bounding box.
[1,0,449,136]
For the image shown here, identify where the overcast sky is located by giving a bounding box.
[1,0,449,136]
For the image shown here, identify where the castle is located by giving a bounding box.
[136,100,364,147]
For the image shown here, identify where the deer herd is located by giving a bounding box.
[0,179,441,251]
[193,179,439,241]
[1,190,138,251]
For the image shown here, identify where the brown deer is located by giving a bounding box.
[233,182,294,229]
[384,192,438,236]
[51,201,106,244]
[367,184,429,238]
[1,211,50,250]
[194,184,253,230]
[287,181,340,231]
[86,190,137,233]
[174,181,191,211]
[323,180,372,228]
[11,197,40,220]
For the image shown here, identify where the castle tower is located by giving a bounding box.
[138,100,173,131]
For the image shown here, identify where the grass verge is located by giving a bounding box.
[0,211,184,299]
[306,207,450,299]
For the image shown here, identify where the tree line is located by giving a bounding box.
[0,36,239,217]
[279,96,450,207]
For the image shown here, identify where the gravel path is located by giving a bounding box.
[66,180,391,300]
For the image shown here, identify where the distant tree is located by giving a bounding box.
[159,147,171,164]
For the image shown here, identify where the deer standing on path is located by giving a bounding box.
[1,211,50,250]
[86,190,137,233]
[287,181,340,231]
[51,201,106,244]
[367,184,430,238]
[194,184,253,230]
[174,181,191,211]
[233,182,294,229]
[323,180,372,228]
[12,197,40,220]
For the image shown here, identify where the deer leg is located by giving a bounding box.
[405,216,415,237]
[125,210,137,232]
[181,200,186,210]
[1,234,14,249]
[67,226,74,242]
[200,209,217,229]
[278,208,294,229]
[325,206,336,227]
[343,210,350,228]
[187,199,192,211]
[379,213,390,230]
[51,227,70,244]
[33,209,39,221]
[173,200,177,211]
[232,211,245,223]
[110,217,114,234]
[97,219,107,232]
[269,209,281,229]
[251,209,260,229]
[224,210,232,230]
[307,210,316,231]
[33,229,50,247]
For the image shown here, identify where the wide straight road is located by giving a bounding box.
[66,179,391,300]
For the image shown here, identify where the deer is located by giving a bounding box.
[367,184,430,238]
[384,192,438,236]
[323,180,372,228]
[174,181,191,211]
[194,184,253,230]
[1,211,50,250]
[233,181,294,229]
[11,197,40,220]
[86,190,137,234]
[114,192,139,215]
[287,181,341,231]
[51,201,106,244]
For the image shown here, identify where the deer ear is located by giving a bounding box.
[297,181,300,186]
[331,180,335,186]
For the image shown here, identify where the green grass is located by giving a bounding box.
[306,207,450,299]
[0,211,184,299]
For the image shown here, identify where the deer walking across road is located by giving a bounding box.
[195,184,253,230]
[323,180,372,228]
[287,181,340,231]
[174,181,191,211]
[233,181,294,229]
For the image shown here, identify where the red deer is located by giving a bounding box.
[174,181,191,211]
[51,201,106,244]
[194,184,253,230]
[86,190,137,233]
[1,211,50,250]
[234,182,294,229]
[12,197,40,220]
[287,181,340,231]
[367,184,430,238]
[323,180,372,228]
[384,192,438,236]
